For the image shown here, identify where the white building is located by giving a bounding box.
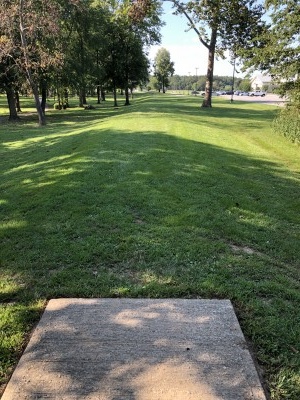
[250,73,273,90]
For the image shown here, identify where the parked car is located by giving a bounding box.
[249,90,266,97]
[239,91,249,96]
[216,90,227,95]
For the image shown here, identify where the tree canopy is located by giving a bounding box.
[169,0,266,107]
[153,47,175,92]
[0,0,163,124]
[240,0,300,102]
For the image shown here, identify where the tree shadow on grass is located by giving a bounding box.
[1,127,299,295]
[126,93,277,124]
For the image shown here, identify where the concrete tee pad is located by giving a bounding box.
[2,299,266,400]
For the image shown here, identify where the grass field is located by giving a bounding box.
[0,93,299,399]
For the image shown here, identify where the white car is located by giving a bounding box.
[249,91,266,97]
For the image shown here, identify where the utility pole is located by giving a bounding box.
[230,58,239,103]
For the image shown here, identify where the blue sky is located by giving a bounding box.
[148,2,245,78]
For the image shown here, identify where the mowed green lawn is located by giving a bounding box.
[0,93,299,399]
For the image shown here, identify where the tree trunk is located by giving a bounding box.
[101,88,106,101]
[6,86,19,121]
[79,86,87,107]
[113,80,118,107]
[79,92,83,107]
[124,69,130,106]
[202,29,217,108]
[124,85,130,105]
[32,83,46,126]
[79,87,87,107]
[63,89,69,108]
[82,90,87,105]
[19,0,46,126]
[97,84,101,104]
[41,79,47,114]
[15,90,21,112]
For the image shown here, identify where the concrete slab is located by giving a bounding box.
[2,299,266,400]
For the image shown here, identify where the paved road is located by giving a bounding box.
[222,93,287,106]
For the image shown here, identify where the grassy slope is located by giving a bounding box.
[0,94,299,399]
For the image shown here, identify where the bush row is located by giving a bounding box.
[273,104,300,144]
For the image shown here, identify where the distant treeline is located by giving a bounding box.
[148,75,253,92]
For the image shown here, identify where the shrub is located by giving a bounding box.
[273,104,300,144]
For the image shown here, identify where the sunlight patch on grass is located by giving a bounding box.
[140,271,175,285]
[4,155,80,176]
[0,220,27,230]
[226,207,277,228]
[1,124,97,150]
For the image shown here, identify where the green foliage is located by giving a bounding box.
[0,0,163,119]
[167,74,245,92]
[240,0,300,101]
[238,79,252,92]
[186,0,265,53]
[154,47,175,92]
[239,0,300,145]
[172,0,265,106]
[273,105,300,144]
[148,75,160,90]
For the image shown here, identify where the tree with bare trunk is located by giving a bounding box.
[0,60,19,121]
[170,0,265,107]
[0,0,82,125]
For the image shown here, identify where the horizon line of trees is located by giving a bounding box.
[148,74,249,92]
[148,73,279,93]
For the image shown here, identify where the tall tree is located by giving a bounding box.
[120,0,162,104]
[55,1,103,107]
[98,0,162,106]
[154,47,175,92]
[0,61,19,121]
[0,0,82,125]
[170,0,265,107]
[122,34,150,105]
